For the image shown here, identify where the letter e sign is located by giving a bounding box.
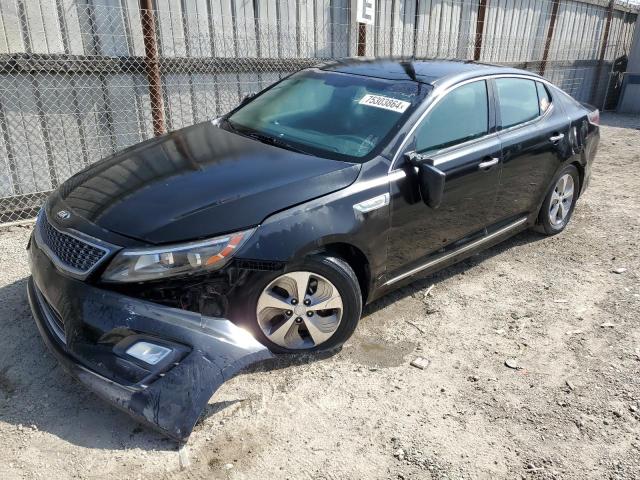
[356,0,375,25]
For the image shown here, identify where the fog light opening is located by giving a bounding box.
[126,341,172,365]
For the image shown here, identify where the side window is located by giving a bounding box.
[536,81,551,113]
[414,80,488,153]
[495,78,539,129]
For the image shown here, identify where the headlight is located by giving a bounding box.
[101,228,254,283]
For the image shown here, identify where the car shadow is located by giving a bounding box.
[362,228,547,317]
[0,229,545,449]
[244,229,547,374]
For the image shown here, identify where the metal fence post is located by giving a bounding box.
[474,0,488,61]
[539,0,561,76]
[357,22,366,56]
[140,0,166,137]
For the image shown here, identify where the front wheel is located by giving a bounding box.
[239,256,362,354]
[535,165,580,235]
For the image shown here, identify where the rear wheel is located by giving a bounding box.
[535,164,580,235]
[244,256,362,353]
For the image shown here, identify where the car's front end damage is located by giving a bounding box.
[24,116,365,441]
[27,209,275,442]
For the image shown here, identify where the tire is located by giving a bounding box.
[535,164,580,235]
[236,255,362,354]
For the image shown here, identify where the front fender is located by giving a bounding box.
[238,159,393,287]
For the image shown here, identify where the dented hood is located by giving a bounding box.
[55,121,360,244]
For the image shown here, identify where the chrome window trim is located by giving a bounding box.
[424,131,501,167]
[35,211,118,280]
[342,169,406,195]
[389,73,558,172]
[424,103,554,168]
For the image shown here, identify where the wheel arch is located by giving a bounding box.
[534,160,582,227]
[310,242,371,304]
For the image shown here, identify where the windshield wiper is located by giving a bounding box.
[243,131,309,155]
[222,118,310,155]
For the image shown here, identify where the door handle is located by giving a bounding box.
[478,157,499,170]
[549,133,565,143]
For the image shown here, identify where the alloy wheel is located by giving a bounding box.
[548,173,575,227]
[256,271,343,349]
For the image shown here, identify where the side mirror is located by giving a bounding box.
[404,151,446,209]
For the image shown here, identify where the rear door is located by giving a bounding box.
[385,79,502,277]
[492,77,571,221]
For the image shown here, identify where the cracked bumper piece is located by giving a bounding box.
[27,237,273,442]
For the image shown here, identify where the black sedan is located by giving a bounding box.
[27,59,600,440]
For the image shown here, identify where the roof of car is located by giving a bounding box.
[317,58,541,86]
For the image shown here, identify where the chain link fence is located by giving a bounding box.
[0,0,637,224]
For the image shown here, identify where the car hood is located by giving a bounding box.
[54,121,361,244]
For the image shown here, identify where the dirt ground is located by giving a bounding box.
[0,113,639,480]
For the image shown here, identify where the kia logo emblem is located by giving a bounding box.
[56,210,71,220]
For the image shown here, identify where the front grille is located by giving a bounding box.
[33,285,66,344]
[235,259,285,271]
[37,213,109,275]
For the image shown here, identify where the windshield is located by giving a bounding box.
[225,69,429,162]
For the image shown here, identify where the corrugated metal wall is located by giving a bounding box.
[618,11,639,112]
[0,0,637,223]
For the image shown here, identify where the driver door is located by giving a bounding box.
[385,79,502,281]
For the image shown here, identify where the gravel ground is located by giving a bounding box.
[0,113,639,480]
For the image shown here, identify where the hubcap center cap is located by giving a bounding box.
[294,305,306,316]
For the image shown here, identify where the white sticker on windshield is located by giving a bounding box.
[358,94,411,113]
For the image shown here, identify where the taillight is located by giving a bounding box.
[587,109,600,126]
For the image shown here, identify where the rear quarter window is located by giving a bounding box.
[536,82,552,113]
[495,78,540,129]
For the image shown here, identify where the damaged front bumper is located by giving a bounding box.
[27,236,273,442]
